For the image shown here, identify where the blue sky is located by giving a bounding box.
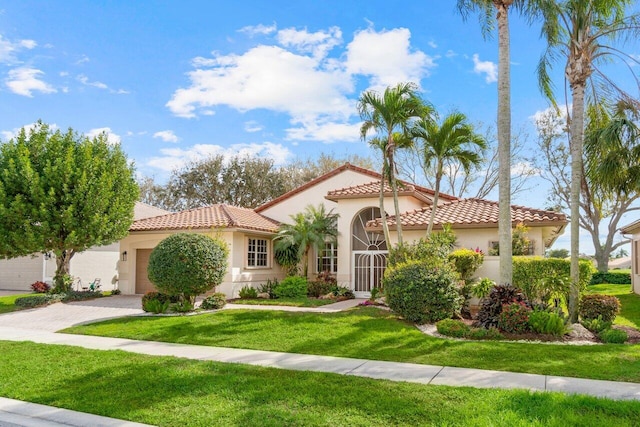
[1,1,638,254]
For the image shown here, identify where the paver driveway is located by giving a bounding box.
[0,295,143,332]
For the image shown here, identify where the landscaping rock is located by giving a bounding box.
[257,292,270,299]
[566,323,595,341]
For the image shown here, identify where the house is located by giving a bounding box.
[118,164,567,297]
[621,219,640,294]
[0,202,168,291]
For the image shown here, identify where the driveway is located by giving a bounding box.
[0,295,143,332]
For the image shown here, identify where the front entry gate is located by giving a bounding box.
[352,251,388,297]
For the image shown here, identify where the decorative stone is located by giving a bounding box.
[567,323,595,340]
[257,292,270,299]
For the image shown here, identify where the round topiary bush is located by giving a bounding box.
[148,233,228,304]
[274,276,308,298]
[383,260,462,324]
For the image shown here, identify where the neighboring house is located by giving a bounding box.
[608,257,631,270]
[119,164,567,297]
[0,202,168,291]
[621,220,640,295]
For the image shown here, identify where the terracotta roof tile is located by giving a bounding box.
[325,180,456,203]
[130,204,279,233]
[366,198,567,229]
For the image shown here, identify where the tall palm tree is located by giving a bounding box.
[273,204,338,278]
[368,137,392,247]
[537,0,640,321]
[358,82,431,245]
[412,112,487,236]
[457,0,538,286]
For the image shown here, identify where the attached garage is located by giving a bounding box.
[135,249,156,294]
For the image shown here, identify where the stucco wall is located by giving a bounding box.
[0,255,43,291]
[118,229,285,297]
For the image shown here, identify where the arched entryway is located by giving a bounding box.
[351,207,387,297]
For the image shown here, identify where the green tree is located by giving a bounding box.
[358,82,430,245]
[547,248,570,258]
[273,204,338,278]
[457,0,538,286]
[0,121,138,291]
[537,0,640,321]
[411,111,487,235]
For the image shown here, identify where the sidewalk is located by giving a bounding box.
[1,325,639,401]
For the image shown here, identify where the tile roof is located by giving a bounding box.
[130,204,279,233]
[621,219,640,234]
[366,198,567,230]
[133,202,171,221]
[325,180,457,203]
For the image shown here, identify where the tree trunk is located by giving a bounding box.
[387,143,403,245]
[426,165,442,236]
[54,248,75,292]
[568,83,586,323]
[379,163,391,249]
[496,3,513,286]
[594,249,609,273]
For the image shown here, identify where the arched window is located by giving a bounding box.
[352,207,387,250]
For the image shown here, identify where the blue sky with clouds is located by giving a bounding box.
[1,1,638,253]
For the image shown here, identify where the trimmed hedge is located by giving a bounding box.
[274,276,308,298]
[512,257,596,303]
[448,249,484,282]
[590,271,631,285]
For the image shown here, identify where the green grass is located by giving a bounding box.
[1,341,638,427]
[228,297,336,307]
[587,283,640,328]
[65,306,640,383]
[0,293,33,314]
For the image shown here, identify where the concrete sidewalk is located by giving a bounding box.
[0,397,153,427]
[1,326,639,402]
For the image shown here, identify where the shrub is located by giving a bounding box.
[143,298,169,314]
[476,285,528,329]
[579,294,620,322]
[466,327,504,340]
[171,300,194,313]
[383,260,462,324]
[274,276,308,298]
[448,249,484,282]
[141,292,175,307]
[472,278,495,299]
[15,294,58,308]
[331,285,355,299]
[436,319,470,338]
[512,257,596,304]
[238,285,258,299]
[148,233,229,304]
[498,303,531,334]
[30,281,50,293]
[590,271,631,285]
[581,315,612,334]
[388,225,456,267]
[528,309,566,336]
[258,279,279,299]
[110,289,122,295]
[308,272,337,298]
[61,290,103,302]
[599,328,628,344]
[200,293,227,310]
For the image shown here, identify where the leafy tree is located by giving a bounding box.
[547,248,569,258]
[0,121,138,291]
[457,0,538,286]
[281,153,375,189]
[411,111,487,235]
[358,82,431,245]
[273,204,338,278]
[537,0,640,322]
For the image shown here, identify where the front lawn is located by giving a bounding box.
[64,306,640,383]
[228,297,336,307]
[0,293,32,314]
[587,283,640,328]
[1,341,638,427]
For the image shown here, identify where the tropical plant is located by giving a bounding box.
[273,204,338,278]
[0,121,138,292]
[358,82,432,245]
[537,0,640,322]
[200,293,227,310]
[238,285,258,299]
[274,276,308,299]
[411,111,487,235]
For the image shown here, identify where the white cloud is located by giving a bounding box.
[1,122,58,141]
[76,55,90,64]
[238,23,277,37]
[86,127,121,145]
[529,104,570,134]
[19,39,37,49]
[153,130,179,143]
[276,26,342,58]
[147,141,292,171]
[0,35,37,64]
[286,120,361,143]
[6,67,56,97]
[244,121,263,133]
[77,73,128,94]
[472,54,497,83]
[345,27,435,90]
[428,40,438,49]
[445,49,457,58]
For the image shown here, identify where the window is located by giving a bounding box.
[316,242,338,273]
[247,238,269,268]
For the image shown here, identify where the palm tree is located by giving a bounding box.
[273,204,338,278]
[412,112,487,236]
[368,137,392,247]
[457,0,538,286]
[358,82,431,245]
[537,0,640,321]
